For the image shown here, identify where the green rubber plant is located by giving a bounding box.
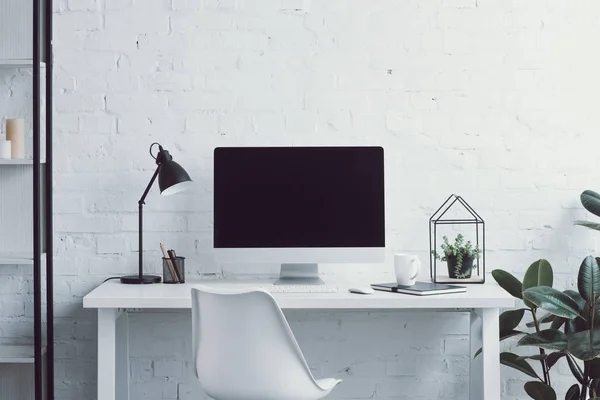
[481,257,600,400]
[575,190,600,232]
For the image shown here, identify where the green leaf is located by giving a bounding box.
[564,290,587,311]
[564,384,579,400]
[523,260,554,308]
[516,354,547,361]
[565,318,588,336]
[589,378,600,399]
[473,329,524,359]
[500,329,525,341]
[500,352,541,380]
[568,328,600,360]
[500,309,525,332]
[566,354,583,383]
[524,381,556,400]
[562,290,588,332]
[551,316,566,331]
[581,190,600,218]
[589,358,600,379]
[578,256,600,305]
[574,220,600,231]
[595,295,600,328]
[523,287,581,320]
[518,329,568,351]
[526,313,555,328]
[492,269,523,299]
[546,352,566,369]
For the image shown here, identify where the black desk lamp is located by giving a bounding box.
[120,142,193,284]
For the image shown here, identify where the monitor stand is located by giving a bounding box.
[274,263,325,285]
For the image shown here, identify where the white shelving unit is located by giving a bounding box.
[0,159,46,165]
[0,253,46,265]
[0,166,36,264]
[0,345,46,364]
[0,59,45,68]
[0,0,54,398]
[0,345,47,399]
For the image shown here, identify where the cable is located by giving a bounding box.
[149,142,161,160]
[102,277,122,283]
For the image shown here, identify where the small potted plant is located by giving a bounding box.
[432,234,481,279]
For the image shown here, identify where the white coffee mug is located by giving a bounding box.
[394,254,421,286]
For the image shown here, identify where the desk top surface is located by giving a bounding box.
[83,279,514,310]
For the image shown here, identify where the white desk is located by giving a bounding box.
[83,280,514,400]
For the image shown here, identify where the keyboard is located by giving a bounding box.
[262,285,339,293]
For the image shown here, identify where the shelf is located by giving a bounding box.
[0,159,45,165]
[0,253,46,265]
[0,59,46,68]
[0,345,46,364]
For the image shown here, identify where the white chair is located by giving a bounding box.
[191,286,342,400]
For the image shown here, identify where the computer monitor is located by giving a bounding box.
[213,146,385,285]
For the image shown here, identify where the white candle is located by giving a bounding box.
[6,118,24,159]
[0,140,11,159]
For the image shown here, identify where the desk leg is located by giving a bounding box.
[98,309,130,400]
[470,309,500,400]
[116,311,130,400]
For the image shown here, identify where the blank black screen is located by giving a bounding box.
[214,147,385,248]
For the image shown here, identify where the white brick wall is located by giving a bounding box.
[4,0,600,398]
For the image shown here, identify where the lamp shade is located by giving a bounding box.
[159,159,193,196]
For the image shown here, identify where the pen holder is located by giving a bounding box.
[162,256,185,284]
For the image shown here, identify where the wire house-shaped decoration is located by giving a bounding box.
[429,194,485,284]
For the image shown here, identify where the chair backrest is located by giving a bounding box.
[191,286,319,399]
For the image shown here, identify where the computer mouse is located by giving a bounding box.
[348,286,375,295]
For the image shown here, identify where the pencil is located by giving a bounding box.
[160,243,179,282]
[167,249,182,282]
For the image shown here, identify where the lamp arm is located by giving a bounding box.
[137,164,161,280]
[138,165,161,205]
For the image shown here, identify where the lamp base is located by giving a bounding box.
[120,275,162,284]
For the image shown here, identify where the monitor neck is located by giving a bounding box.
[273,264,325,285]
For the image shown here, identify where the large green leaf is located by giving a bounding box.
[500,309,525,332]
[578,256,600,305]
[595,295,600,328]
[500,352,541,380]
[564,290,586,311]
[589,358,600,379]
[523,260,553,308]
[581,190,600,218]
[566,354,583,383]
[564,384,580,400]
[523,287,582,320]
[574,220,600,231]
[492,269,523,299]
[568,328,600,360]
[563,290,588,332]
[516,354,547,361]
[500,329,525,341]
[524,381,556,400]
[546,352,565,369]
[565,318,588,336]
[590,378,600,399]
[518,329,568,351]
[550,316,566,331]
[473,329,524,359]
[526,313,555,328]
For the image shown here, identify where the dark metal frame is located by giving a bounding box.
[33,0,53,398]
[429,194,485,284]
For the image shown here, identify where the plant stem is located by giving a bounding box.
[530,309,550,385]
[580,361,589,400]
